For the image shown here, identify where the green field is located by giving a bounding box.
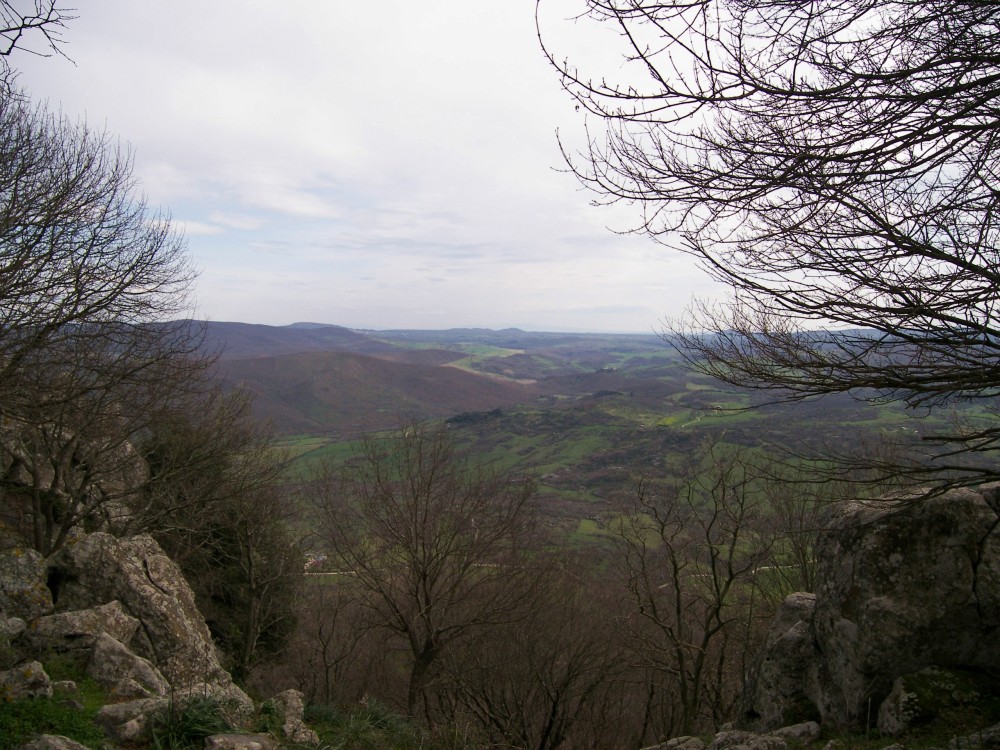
[248,327,997,543]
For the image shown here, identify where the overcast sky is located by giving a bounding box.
[14,1,723,333]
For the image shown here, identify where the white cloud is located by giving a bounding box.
[178,220,223,236]
[12,0,726,332]
[208,212,265,231]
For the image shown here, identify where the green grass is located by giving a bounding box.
[149,695,235,750]
[305,701,469,750]
[567,517,616,547]
[446,345,524,372]
[273,434,334,459]
[284,437,365,479]
[0,679,108,750]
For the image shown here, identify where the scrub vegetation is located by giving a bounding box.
[4,0,1000,747]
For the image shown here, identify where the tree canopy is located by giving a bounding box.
[539,0,1000,483]
[315,424,541,720]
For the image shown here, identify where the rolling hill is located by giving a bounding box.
[203,322,689,436]
[200,321,400,359]
[217,349,541,436]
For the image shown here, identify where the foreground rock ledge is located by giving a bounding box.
[742,485,1000,731]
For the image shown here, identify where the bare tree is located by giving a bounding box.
[135,384,300,677]
[539,0,1000,485]
[615,441,776,738]
[0,1,73,87]
[313,424,541,721]
[0,90,210,553]
[0,95,196,400]
[265,581,380,707]
[434,555,622,750]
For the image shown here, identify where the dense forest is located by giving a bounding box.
[3,0,1000,747]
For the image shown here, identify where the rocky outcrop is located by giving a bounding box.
[204,735,279,750]
[741,593,821,729]
[951,721,1000,750]
[742,485,1000,731]
[18,736,92,750]
[94,682,256,745]
[0,547,52,621]
[0,660,52,700]
[0,613,26,640]
[644,722,820,750]
[643,737,707,750]
[262,688,320,745]
[87,632,170,699]
[21,600,139,653]
[0,532,264,746]
[878,666,991,736]
[46,532,232,688]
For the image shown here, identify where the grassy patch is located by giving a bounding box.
[446,345,524,372]
[284,437,365,479]
[0,680,107,750]
[567,517,614,546]
[149,695,235,750]
[305,701,468,750]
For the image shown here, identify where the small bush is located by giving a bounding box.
[150,696,234,750]
[304,701,469,750]
[254,700,283,737]
[0,690,105,750]
[0,635,18,670]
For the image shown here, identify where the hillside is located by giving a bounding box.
[200,321,399,360]
[203,321,686,436]
[203,320,955,453]
[218,349,540,436]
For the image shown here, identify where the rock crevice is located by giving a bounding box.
[742,485,1000,732]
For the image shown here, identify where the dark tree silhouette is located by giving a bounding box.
[539,0,1000,484]
[614,442,776,737]
[0,1,72,82]
[0,94,208,553]
[315,424,541,721]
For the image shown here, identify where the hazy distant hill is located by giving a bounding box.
[218,349,540,436]
[201,321,399,360]
[199,321,685,435]
[368,327,665,356]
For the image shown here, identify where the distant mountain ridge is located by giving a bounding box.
[199,321,676,436]
[200,321,396,360]
[218,349,538,436]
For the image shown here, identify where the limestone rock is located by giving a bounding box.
[0,547,52,621]
[87,632,169,699]
[17,735,92,750]
[204,734,279,750]
[174,682,255,728]
[95,696,164,744]
[0,614,26,639]
[878,666,989,736]
[0,660,52,700]
[813,490,1000,725]
[666,738,707,750]
[950,721,1000,750]
[20,600,139,653]
[741,593,821,729]
[770,721,821,744]
[47,532,230,688]
[743,487,1000,730]
[262,688,319,745]
[97,683,254,746]
[710,730,787,750]
[643,738,707,750]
